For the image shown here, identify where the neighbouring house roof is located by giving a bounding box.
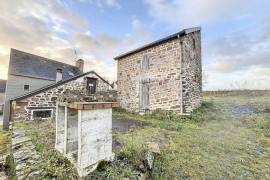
[11,71,113,101]
[114,27,201,60]
[0,79,6,93]
[8,49,81,81]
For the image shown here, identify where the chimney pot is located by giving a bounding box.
[76,59,84,73]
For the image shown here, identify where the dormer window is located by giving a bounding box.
[24,85,30,91]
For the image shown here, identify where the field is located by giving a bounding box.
[8,91,270,179]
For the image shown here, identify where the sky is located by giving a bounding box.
[0,0,269,90]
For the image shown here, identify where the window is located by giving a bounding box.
[141,55,149,70]
[86,77,97,94]
[31,109,52,119]
[24,85,30,91]
[192,38,196,50]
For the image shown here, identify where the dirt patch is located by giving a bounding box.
[112,118,148,151]
[112,118,148,133]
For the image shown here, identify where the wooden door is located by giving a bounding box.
[86,77,97,94]
[139,79,149,112]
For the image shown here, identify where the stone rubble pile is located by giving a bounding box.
[12,127,41,179]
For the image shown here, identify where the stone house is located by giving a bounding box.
[115,27,202,115]
[3,49,114,129]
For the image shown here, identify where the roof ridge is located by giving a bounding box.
[114,27,201,60]
[11,71,113,101]
[10,48,78,68]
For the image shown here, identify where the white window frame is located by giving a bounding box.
[23,84,30,92]
[31,109,53,120]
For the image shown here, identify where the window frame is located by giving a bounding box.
[23,84,30,91]
[31,109,53,120]
[86,77,97,94]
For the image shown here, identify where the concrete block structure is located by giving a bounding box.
[115,27,202,115]
[55,102,119,177]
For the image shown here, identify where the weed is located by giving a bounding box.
[0,128,10,156]
[4,154,16,179]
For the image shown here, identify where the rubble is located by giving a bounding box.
[12,127,41,179]
[144,142,160,170]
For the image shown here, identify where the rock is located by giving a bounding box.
[145,151,155,170]
[144,142,161,170]
[145,142,160,155]
[138,173,148,180]
[138,164,146,173]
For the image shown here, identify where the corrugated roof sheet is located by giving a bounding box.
[8,49,81,81]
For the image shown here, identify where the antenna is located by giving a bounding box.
[74,49,78,60]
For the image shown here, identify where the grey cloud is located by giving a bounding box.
[144,0,247,27]
[206,19,270,74]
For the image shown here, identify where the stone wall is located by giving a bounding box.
[12,73,115,120]
[117,30,202,114]
[117,38,182,113]
[181,31,202,113]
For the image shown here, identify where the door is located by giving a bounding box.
[139,79,150,112]
[86,77,97,94]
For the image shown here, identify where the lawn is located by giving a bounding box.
[12,90,270,179]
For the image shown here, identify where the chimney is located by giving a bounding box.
[76,59,84,73]
[56,68,63,82]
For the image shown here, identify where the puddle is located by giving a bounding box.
[232,105,257,116]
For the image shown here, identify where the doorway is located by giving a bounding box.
[139,79,150,112]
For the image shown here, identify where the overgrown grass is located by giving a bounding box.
[14,120,78,179]
[4,154,16,180]
[10,91,270,179]
[113,101,216,132]
[0,127,10,156]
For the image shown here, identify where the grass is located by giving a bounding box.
[0,127,10,156]
[14,120,78,179]
[10,90,270,179]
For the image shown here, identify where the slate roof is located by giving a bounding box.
[8,49,81,81]
[114,27,201,60]
[0,79,6,93]
[11,71,113,101]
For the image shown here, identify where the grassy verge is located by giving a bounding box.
[0,126,13,179]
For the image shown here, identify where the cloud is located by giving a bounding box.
[144,0,246,27]
[206,23,270,74]
[0,0,152,82]
[79,0,120,8]
[71,17,152,81]
[74,17,152,63]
